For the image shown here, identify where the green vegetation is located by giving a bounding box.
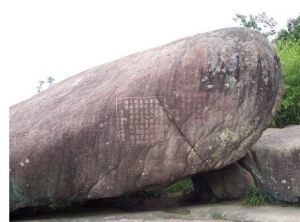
[233,12,277,37]
[273,15,300,127]
[139,178,194,198]
[234,13,300,127]
[273,40,300,127]
[160,178,194,195]
[244,186,268,206]
[276,16,300,43]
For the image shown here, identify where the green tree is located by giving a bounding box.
[47,76,55,86]
[276,15,300,43]
[233,12,277,37]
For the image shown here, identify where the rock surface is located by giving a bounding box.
[10,27,283,211]
[201,163,255,200]
[242,125,300,203]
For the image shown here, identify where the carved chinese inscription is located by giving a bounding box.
[116,97,166,146]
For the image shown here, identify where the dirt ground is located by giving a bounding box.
[11,195,300,222]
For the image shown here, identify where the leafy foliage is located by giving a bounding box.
[273,40,300,127]
[276,15,300,43]
[142,178,194,198]
[47,76,55,86]
[161,178,194,195]
[274,15,300,127]
[233,12,277,37]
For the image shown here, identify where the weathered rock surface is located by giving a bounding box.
[242,125,300,203]
[201,163,255,200]
[10,27,283,211]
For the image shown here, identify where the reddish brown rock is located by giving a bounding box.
[10,27,283,211]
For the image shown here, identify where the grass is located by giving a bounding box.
[244,186,268,206]
[138,178,194,198]
[160,178,194,195]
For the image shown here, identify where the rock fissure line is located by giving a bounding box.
[156,95,203,160]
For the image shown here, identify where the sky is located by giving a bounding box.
[1,0,299,106]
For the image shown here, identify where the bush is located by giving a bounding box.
[273,40,300,127]
[244,186,268,206]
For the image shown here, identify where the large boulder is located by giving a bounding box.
[242,125,300,203]
[10,27,283,211]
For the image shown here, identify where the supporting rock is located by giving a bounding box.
[242,125,300,203]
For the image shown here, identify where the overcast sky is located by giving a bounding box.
[2,0,299,105]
